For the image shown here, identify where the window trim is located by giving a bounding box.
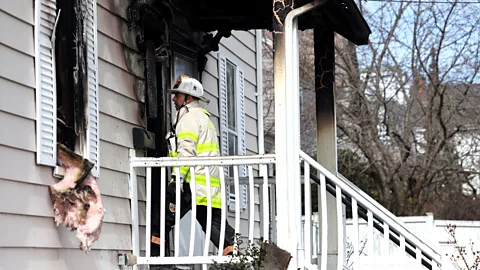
[218,55,247,211]
[169,49,199,122]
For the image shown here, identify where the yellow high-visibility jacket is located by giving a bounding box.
[170,101,222,208]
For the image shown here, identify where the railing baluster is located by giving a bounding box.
[218,166,226,256]
[189,167,196,257]
[262,164,269,242]
[384,223,390,261]
[248,166,255,243]
[128,150,140,265]
[304,162,312,265]
[352,199,359,270]
[399,235,406,269]
[146,167,152,258]
[399,234,405,255]
[367,210,374,267]
[174,167,181,257]
[336,186,344,270]
[160,166,166,257]
[416,247,422,266]
[204,166,212,257]
[233,165,240,255]
[319,173,328,270]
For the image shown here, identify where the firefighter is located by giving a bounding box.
[151,74,235,260]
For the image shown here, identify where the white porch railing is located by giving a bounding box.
[128,150,274,269]
[126,150,441,269]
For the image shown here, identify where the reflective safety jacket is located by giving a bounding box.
[170,101,222,208]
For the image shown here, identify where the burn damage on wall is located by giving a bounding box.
[51,0,105,252]
[126,0,234,158]
[55,0,90,152]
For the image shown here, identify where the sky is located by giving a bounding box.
[353,0,480,84]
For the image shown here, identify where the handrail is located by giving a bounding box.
[299,150,442,268]
[130,154,276,167]
[302,165,437,268]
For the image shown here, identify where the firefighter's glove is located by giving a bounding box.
[168,176,185,194]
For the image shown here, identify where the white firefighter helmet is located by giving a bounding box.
[168,74,210,103]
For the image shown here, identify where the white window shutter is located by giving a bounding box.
[236,67,248,209]
[218,56,229,158]
[218,56,235,210]
[35,0,57,166]
[85,0,100,177]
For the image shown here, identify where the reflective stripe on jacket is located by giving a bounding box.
[170,101,222,208]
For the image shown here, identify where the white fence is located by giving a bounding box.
[347,214,480,270]
[301,213,480,270]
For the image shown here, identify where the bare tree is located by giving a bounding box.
[263,0,480,218]
[334,0,480,217]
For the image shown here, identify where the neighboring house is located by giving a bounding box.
[0,0,262,268]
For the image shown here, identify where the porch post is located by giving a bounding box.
[273,30,293,255]
[314,26,343,268]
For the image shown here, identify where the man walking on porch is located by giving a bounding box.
[151,74,235,259]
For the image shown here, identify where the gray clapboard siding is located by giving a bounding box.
[0,248,131,270]
[0,44,35,88]
[98,168,146,202]
[99,113,139,149]
[244,80,258,104]
[0,0,34,25]
[0,9,34,56]
[221,34,257,68]
[0,145,53,186]
[0,112,35,152]
[0,213,132,250]
[0,178,145,225]
[97,32,145,78]
[0,77,35,120]
[232,30,256,51]
[99,86,144,125]
[246,117,258,136]
[98,59,141,101]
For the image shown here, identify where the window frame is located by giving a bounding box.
[218,55,247,211]
[35,0,100,177]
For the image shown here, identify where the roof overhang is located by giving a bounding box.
[147,0,371,45]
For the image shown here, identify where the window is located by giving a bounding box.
[218,56,247,210]
[35,0,100,176]
[169,50,197,122]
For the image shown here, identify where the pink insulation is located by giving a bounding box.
[49,143,105,252]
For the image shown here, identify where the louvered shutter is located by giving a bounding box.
[35,0,57,166]
[236,67,248,209]
[218,56,235,210]
[85,0,100,177]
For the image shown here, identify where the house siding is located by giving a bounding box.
[0,0,262,268]
[0,0,146,269]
